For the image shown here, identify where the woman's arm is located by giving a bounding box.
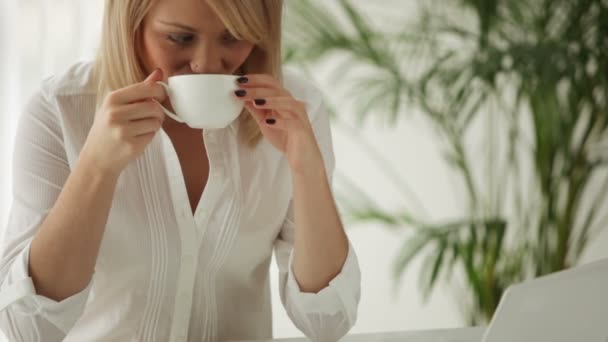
[235,74,352,292]
[290,153,349,293]
[238,74,360,340]
[28,156,119,301]
[29,69,167,302]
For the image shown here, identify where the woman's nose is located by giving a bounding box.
[190,43,224,74]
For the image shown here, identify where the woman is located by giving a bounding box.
[0,0,361,341]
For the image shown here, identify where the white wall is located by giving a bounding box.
[0,0,104,227]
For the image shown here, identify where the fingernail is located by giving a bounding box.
[255,99,266,105]
[266,118,276,125]
[235,90,247,97]
[237,76,249,84]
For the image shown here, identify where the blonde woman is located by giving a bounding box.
[0,0,360,341]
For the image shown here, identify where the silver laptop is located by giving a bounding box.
[482,258,608,342]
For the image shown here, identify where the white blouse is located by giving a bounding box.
[0,62,361,342]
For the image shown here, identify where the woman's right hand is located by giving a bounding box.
[81,69,167,176]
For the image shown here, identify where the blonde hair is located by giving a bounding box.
[94,0,284,146]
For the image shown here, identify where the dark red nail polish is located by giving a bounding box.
[237,76,249,84]
[235,90,247,97]
[255,99,266,105]
[266,118,276,125]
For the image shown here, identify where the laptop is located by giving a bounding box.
[482,258,608,342]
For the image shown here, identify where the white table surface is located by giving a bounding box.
[235,327,486,342]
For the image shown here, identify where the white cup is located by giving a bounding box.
[156,74,243,130]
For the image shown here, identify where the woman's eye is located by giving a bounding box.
[222,32,239,44]
[167,34,195,45]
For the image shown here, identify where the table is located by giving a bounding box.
[236,327,486,342]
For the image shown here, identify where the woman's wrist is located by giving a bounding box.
[290,155,328,189]
[78,147,122,183]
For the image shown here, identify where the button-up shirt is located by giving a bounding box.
[0,61,361,341]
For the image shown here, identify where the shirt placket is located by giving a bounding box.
[169,217,198,342]
[161,129,225,342]
[159,131,201,342]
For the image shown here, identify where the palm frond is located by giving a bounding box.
[284,0,608,324]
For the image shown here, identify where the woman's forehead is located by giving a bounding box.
[148,0,226,31]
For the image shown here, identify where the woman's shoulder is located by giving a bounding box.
[40,60,97,99]
[22,61,98,135]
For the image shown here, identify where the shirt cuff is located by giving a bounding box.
[285,241,361,322]
[0,241,92,333]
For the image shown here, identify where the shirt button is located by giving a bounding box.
[206,134,217,143]
[209,169,221,179]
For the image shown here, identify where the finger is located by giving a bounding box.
[133,131,158,145]
[245,103,288,131]
[262,115,288,130]
[144,68,164,84]
[106,69,167,105]
[244,102,268,125]
[247,102,292,122]
[233,87,285,102]
[236,74,286,91]
[252,97,307,120]
[126,117,163,137]
[113,100,165,122]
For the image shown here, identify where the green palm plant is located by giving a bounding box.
[283,0,608,324]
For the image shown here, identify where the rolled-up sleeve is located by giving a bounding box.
[273,91,361,341]
[275,228,361,342]
[0,86,91,341]
[0,222,92,337]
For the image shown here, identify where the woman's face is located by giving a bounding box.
[138,0,255,79]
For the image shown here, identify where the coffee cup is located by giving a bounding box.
[156,74,243,129]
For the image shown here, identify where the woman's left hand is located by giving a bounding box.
[234,75,324,172]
